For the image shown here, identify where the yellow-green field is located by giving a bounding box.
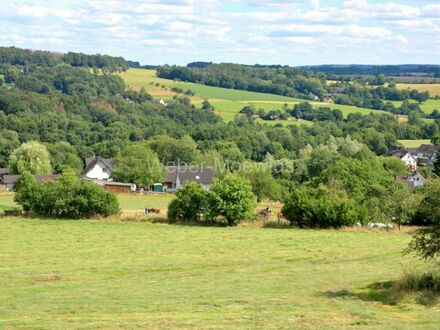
[1,217,439,328]
[397,83,440,97]
[119,69,392,124]
[390,99,440,115]
[398,139,432,148]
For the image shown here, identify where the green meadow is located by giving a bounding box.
[398,139,432,148]
[1,217,439,329]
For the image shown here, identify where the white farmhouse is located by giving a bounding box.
[390,149,417,171]
[82,157,114,181]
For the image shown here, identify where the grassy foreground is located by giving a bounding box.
[0,218,439,328]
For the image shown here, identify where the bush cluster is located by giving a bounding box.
[168,174,256,226]
[282,186,368,228]
[14,170,119,218]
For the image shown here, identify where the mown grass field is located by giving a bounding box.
[390,99,440,115]
[396,83,440,97]
[119,69,391,124]
[398,139,432,148]
[1,217,439,329]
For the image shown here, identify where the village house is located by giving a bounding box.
[396,172,426,190]
[416,144,439,167]
[162,166,214,192]
[1,174,59,192]
[82,157,114,181]
[390,149,418,171]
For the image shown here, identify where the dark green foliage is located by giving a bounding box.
[112,142,165,187]
[13,171,38,213]
[168,182,207,223]
[408,179,440,262]
[46,141,83,174]
[282,186,368,228]
[168,175,256,226]
[206,174,257,226]
[14,169,119,218]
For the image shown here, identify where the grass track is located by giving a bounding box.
[1,218,438,329]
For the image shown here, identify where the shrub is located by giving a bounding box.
[167,174,257,226]
[168,182,207,223]
[282,186,367,228]
[14,169,119,218]
[206,174,257,226]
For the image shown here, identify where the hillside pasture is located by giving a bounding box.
[119,69,393,123]
[1,217,439,329]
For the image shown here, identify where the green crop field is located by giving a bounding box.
[119,69,392,123]
[1,217,438,329]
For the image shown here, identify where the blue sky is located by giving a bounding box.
[0,0,439,65]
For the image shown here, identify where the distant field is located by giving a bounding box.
[119,69,393,123]
[390,99,440,115]
[396,83,440,96]
[2,217,438,328]
[398,139,432,148]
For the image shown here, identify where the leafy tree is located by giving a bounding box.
[207,174,257,226]
[13,171,39,213]
[46,141,83,174]
[0,130,20,167]
[282,186,367,228]
[9,141,52,175]
[407,179,440,261]
[14,169,119,218]
[168,182,207,223]
[112,142,165,187]
[238,163,282,201]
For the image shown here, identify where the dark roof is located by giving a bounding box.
[83,157,114,175]
[417,144,440,155]
[2,174,59,185]
[164,166,214,185]
[390,149,410,158]
[0,168,9,176]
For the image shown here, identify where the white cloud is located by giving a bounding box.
[0,0,438,65]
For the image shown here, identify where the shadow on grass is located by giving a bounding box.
[324,273,440,307]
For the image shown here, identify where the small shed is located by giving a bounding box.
[153,183,163,192]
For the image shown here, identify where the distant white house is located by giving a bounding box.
[82,157,114,181]
[390,149,417,171]
[396,173,426,190]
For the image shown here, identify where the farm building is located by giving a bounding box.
[84,178,136,193]
[82,157,114,181]
[163,166,214,192]
[1,174,60,192]
[416,144,439,167]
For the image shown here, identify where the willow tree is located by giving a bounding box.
[9,141,52,175]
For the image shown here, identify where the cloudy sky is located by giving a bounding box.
[0,0,438,65]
